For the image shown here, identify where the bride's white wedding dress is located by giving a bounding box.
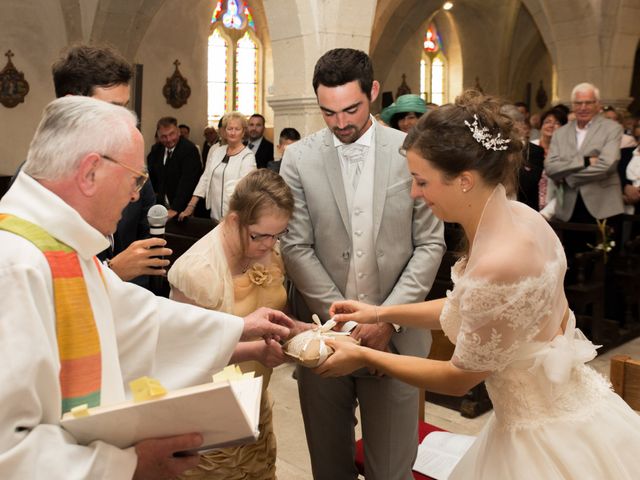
[440,185,640,479]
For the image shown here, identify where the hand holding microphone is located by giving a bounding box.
[107,237,172,281]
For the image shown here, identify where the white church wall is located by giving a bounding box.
[0,0,67,174]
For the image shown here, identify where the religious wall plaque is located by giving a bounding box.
[0,50,29,108]
[163,59,191,108]
[536,80,548,109]
[396,73,411,98]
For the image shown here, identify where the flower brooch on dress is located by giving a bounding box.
[247,263,273,286]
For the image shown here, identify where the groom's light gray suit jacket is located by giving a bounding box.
[280,123,445,357]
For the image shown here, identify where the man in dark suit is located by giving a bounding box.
[148,117,202,219]
[247,113,274,168]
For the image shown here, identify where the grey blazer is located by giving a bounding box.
[280,123,445,357]
[545,115,623,221]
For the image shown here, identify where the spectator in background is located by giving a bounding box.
[601,107,640,216]
[514,101,537,141]
[529,112,541,141]
[202,126,220,167]
[602,106,638,148]
[179,123,191,139]
[531,107,569,219]
[247,114,274,169]
[500,104,545,210]
[545,82,624,256]
[180,123,202,158]
[180,112,256,222]
[267,127,301,174]
[380,94,428,133]
[148,116,203,219]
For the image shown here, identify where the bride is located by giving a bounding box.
[316,90,640,478]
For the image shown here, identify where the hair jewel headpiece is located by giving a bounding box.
[464,114,510,151]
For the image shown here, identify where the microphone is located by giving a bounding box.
[147,204,169,295]
[147,204,169,236]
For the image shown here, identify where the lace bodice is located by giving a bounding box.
[439,185,612,429]
[441,253,612,429]
[441,251,563,373]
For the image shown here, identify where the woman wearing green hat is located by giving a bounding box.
[380,94,428,133]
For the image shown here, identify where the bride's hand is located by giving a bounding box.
[329,300,378,325]
[314,339,367,377]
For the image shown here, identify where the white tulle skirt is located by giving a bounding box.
[450,390,640,479]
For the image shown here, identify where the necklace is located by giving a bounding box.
[226,143,244,156]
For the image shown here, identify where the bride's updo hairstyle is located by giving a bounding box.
[403,90,523,187]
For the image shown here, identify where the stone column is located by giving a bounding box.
[524,0,640,108]
[263,0,377,139]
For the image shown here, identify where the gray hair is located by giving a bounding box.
[24,96,138,181]
[571,82,600,102]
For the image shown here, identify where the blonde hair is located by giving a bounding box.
[221,111,248,132]
[227,169,294,255]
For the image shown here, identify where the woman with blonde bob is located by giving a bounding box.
[181,111,256,222]
[318,90,640,479]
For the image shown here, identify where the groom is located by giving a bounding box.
[280,48,445,480]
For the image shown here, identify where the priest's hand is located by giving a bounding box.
[242,307,294,343]
[133,433,202,480]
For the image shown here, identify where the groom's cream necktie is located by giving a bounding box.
[341,143,368,189]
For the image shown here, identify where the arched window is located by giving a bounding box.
[420,24,448,105]
[208,0,261,124]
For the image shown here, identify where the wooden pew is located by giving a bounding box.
[150,216,216,296]
[610,354,640,411]
[565,250,606,343]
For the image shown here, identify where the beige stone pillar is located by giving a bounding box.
[263,0,377,140]
[524,0,640,108]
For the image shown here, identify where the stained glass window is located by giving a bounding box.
[211,0,255,31]
[207,1,260,124]
[420,24,447,105]
[431,57,444,105]
[208,29,229,124]
[235,32,258,115]
[424,26,439,53]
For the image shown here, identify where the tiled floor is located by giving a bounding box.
[271,335,640,480]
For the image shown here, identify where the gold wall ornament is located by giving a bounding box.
[162,59,191,108]
[0,50,30,108]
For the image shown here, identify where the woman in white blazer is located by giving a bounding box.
[180,111,256,221]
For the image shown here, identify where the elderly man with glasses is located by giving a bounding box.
[545,82,624,245]
[0,95,294,479]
